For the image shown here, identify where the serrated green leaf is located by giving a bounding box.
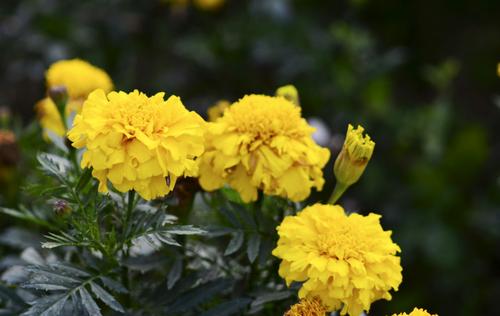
[21,294,66,316]
[165,225,206,235]
[22,284,69,291]
[224,232,244,256]
[37,153,71,180]
[167,258,183,290]
[99,277,128,294]
[89,282,124,313]
[50,263,91,278]
[155,233,181,247]
[79,288,101,316]
[247,233,261,263]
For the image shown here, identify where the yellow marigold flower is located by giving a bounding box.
[46,59,113,99]
[35,97,83,137]
[272,203,402,316]
[276,84,300,106]
[194,0,225,10]
[67,89,205,200]
[37,59,113,138]
[334,124,374,186]
[284,298,327,316]
[393,308,438,316]
[207,100,230,122]
[198,94,330,202]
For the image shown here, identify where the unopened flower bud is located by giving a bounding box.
[53,199,72,216]
[334,124,375,186]
[48,85,69,111]
[275,84,300,106]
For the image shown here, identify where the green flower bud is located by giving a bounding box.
[334,124,375,186]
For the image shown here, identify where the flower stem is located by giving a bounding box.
[122,190,135,308]
[328,182,349,205]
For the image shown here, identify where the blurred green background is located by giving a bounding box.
[0,0,499,315]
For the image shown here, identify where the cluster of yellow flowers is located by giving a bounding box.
[35,58,436,316]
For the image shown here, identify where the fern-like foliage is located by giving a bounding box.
[21,263,126,316]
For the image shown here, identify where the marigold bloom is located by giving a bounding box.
[334,124,374,186]
[272,203,402,316]
[198,94,330,202]
[276,84,300,106]
[393,308,438,316]
[45,59,113,99]
[284,298,327,316]
[68,89,205,200]
[37,59,113,137]
[207,100,230,122]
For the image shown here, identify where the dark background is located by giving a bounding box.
[1,0,499,315]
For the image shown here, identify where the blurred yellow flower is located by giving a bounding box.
[207,100,230,122]
[35,98,83,137]
[68,89,205,200]
[334,124,374,186]
[393,308,438,316]
[45,59,113,99]
[37,59,113,138]
[284,298,327,316]
[193,0,225,11]
[276,84,300,106]
[272,203,402,316]
[198,94,330,202]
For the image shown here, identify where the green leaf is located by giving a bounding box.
[167,258,183,290]
[37,153,71,181]
[89,282,124,313]
[224,232,244,256]
[165,225,206,235]
[247,233,261,263]
[99,277,128,294]
[200,298,251,316]
[0,207,51,229]
[21,294,67,316]
[79,288,101,316]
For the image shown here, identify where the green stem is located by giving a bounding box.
[121,190,135,308]
[328,182,349,205]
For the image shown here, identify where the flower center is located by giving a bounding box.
[316,225,364,260]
